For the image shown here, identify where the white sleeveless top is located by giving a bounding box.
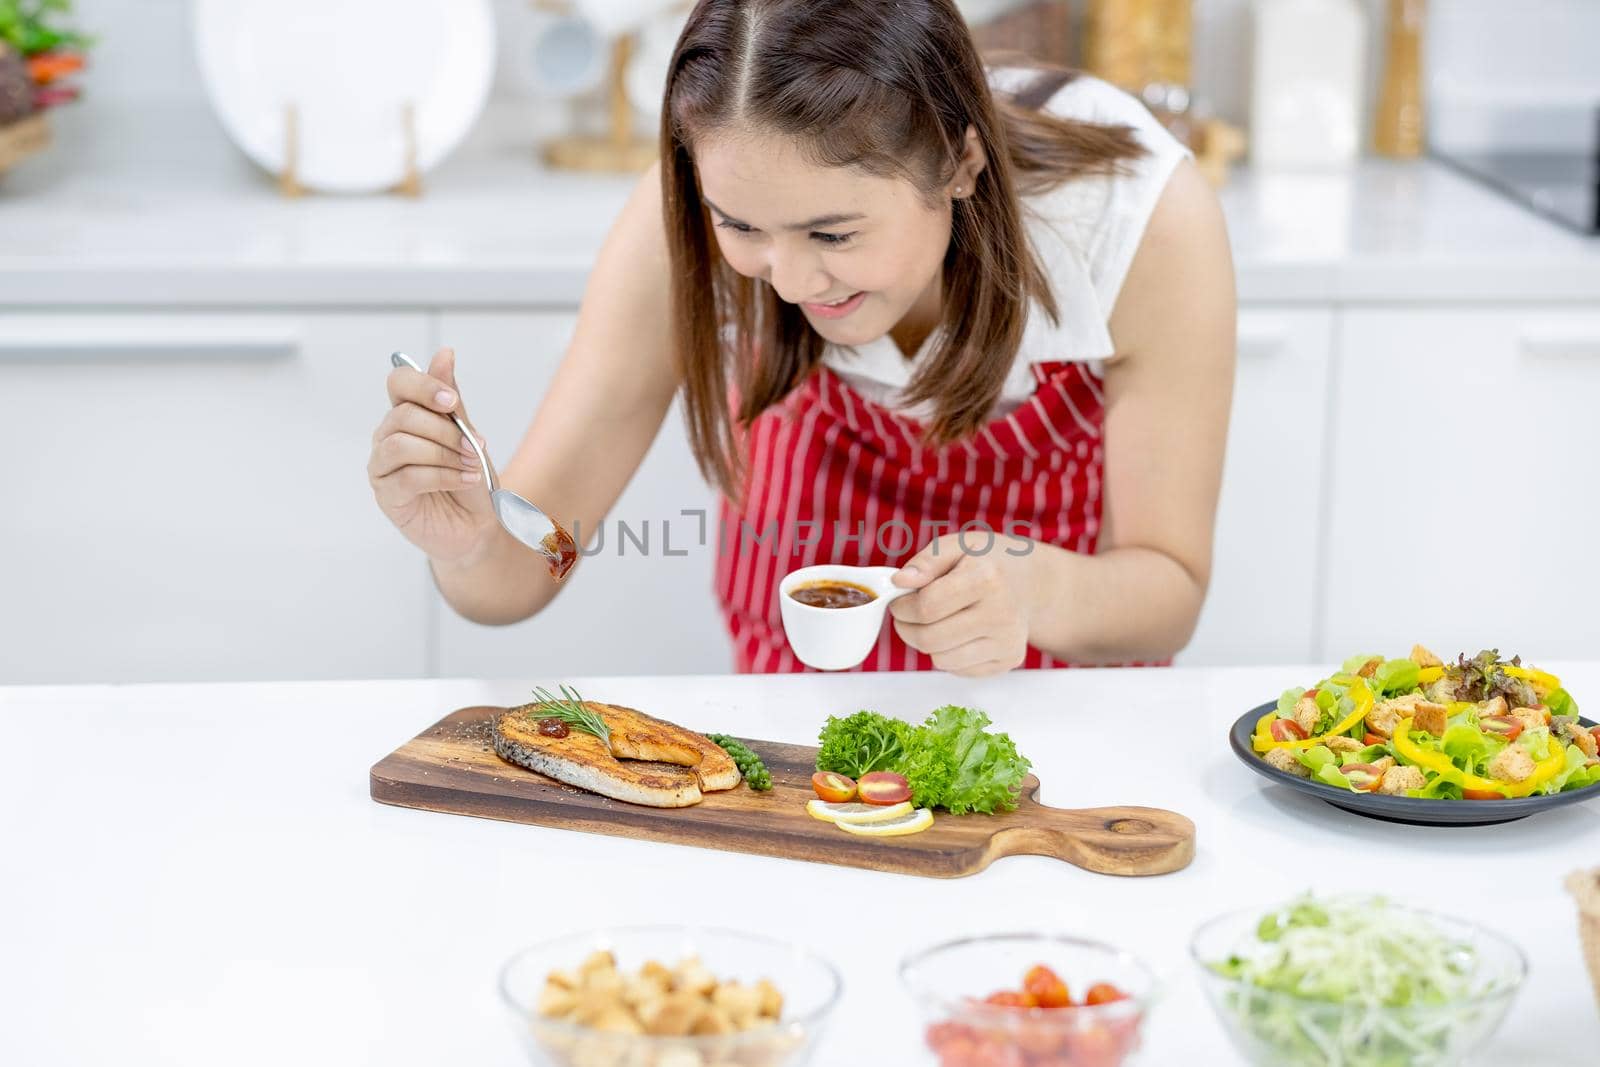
[822,73,1193,420]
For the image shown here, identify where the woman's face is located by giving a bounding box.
[693,128,955,349]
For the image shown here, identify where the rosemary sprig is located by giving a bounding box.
[530,684,611,751]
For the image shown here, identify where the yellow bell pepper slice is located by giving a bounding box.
[1501,665,1561,699]
[1418,666,1444,685]
[1391,717,1567,799]
[1252,710,1279,752]
[1254,680,1374,753]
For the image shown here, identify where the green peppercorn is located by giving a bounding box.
[708,733,772,791]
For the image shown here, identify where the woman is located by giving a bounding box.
[367,0,1235,677]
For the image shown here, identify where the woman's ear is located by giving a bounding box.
[947,125,988,199]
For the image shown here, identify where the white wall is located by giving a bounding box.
[71,1,1599,143]
[66,0,558,104]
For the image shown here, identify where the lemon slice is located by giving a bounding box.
[836,807,934,836]
[806,800,913,825]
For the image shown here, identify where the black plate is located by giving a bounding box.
[1229,701,1600,826]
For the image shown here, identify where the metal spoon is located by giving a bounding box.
[389,351,576,579]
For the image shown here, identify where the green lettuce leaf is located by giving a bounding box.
[1440,724,1493,773]
[1519,726,1555,762]
[907,705,1032,815]
[1276,687,1306,717]
[1554,748,1600,793]
[1296,745,1338,772]
[1545,688,1578,718]
[1416,775,1463,800]
[1315,763,1355,790]
[1373,658,1421,697]
[1341,653,1383,675]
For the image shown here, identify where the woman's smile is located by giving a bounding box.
[801,290,868,319]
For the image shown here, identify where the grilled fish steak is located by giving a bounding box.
[491,700,741,807]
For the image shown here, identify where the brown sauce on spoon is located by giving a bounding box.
[541,519,578,581]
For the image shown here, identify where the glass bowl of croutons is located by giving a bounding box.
[498,925,843,1067]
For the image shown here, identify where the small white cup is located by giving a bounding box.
[778,564,915,671]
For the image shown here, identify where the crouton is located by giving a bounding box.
[1366,693,1425,739]
[691,1005,736,1036]
[1487,745,1535,784]
[1412,644,1444,669]
[1412,701,1450,737]
[1325,735,1364,753]
[538,983,578,1018]
[1291,695,1320,735]
[588,1006,643,1036]
[1357,657,1382,678]
[639,992,706,1037]
[754,979,783,1019]
[1378,765,1426,795]
[1481,695,1508,717]
[714,982,766,1029]
[1371,756,1397,774]
[579,950,617,976]
[1510,706,1548,733]
[1264,748,1311,778]
[1576,730,1599,760]
[672,958,718,997]
[1557,719,1599,759]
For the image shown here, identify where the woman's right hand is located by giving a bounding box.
[368,346,500,566]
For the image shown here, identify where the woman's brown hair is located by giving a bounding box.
[662,0,1146,498]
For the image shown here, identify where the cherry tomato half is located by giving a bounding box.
[1023,964,1073,1008]
[811,771,857,802]
[1479,715,1524,742]
[1339,763,1385,792]
[1363,732,1386,747]
[857,771,912,805]
[983,990,1036,1009]
[1083,983,1129,1006]
[1270,719,1308,742]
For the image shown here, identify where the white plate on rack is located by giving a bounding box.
[193,0,495,194]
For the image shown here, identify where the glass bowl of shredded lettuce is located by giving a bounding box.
[1191,896,1525,1067]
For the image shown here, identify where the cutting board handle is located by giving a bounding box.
[993,793,1197,877]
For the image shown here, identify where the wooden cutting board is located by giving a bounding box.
[369,706,1196,879]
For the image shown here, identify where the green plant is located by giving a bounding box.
[0,1,92,57]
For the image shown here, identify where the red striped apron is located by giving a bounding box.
[715,359,1109,673]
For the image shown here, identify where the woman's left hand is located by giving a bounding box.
[888,533,1038,677]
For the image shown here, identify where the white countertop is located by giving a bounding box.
[3,665,1596,1066]
[3,101,1599,307]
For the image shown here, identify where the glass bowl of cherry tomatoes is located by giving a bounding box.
[899,933,1158,1067]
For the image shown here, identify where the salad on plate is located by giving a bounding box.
[1253,647,1600,800]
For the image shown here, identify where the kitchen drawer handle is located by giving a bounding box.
[1520,328,1600,360]
[0,318,301,362]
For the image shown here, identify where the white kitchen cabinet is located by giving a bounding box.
[1181,308,1334,664]
[0,311,434,683]
[430,312,728,678]
[1322,307,1600,660]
